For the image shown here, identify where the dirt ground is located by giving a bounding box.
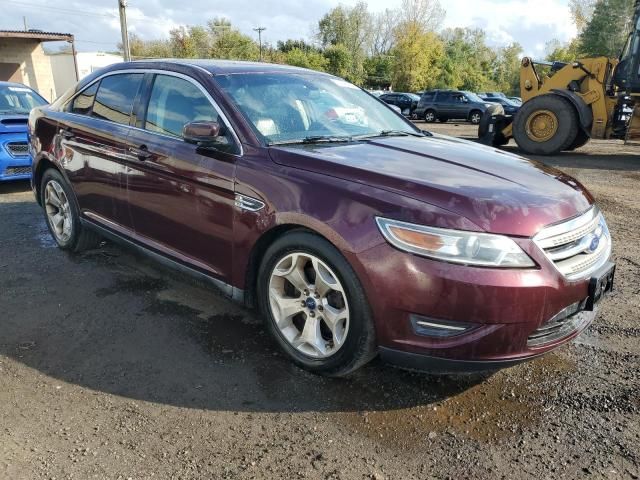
[1,124,638,480]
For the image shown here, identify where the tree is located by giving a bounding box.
[545,38,582,62]
[492,43,523,95]
[324,44,352,79]
[317,2,373,84]
[392,26,444,91]
[570,0,597,32]
[579,0,636,57]
[284,48,328,71]
[437,28,497,91]
[207,18,259,60]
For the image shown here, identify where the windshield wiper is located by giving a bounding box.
[356,130,425,140]
[269,135,354,146]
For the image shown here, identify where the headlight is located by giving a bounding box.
[376,217,535,268]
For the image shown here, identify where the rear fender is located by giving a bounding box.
[550,89,593,134]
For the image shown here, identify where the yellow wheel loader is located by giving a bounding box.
[479,0,640,155]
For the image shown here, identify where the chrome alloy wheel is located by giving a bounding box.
[268,252,350,358]
[470,112,482,124]
[44,180,73,244]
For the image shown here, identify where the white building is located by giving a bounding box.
[49,51,123,97]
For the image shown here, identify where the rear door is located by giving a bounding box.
[56,72,144,227]
[122,72,239,281]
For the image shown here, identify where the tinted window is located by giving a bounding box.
[420,92,435,102]
[145,74,235,150]
[92,73,143,125]
[438,92,454,102]
[68,82,98,115]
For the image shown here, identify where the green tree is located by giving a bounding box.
[317,2,372,84]
[284,48,328,71]
[392,27,444,91]
[323,44,352,79]
[492,43,523,95]
[579,0,636,57]
[545,38,582,62]
[207,18,259,60]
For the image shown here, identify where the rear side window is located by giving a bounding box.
[144,74,235,150]
[68,82,98,115]
[92,73,143,125]
[420,92,435,102]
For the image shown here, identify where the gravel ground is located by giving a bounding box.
[0,125,638,479]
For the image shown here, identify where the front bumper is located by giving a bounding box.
[347,240,605,372]
[0,133,31,182]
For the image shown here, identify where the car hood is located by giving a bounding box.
[269,134,593,237]
[0,114,29,134]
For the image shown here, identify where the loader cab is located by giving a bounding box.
[614,8,640,95]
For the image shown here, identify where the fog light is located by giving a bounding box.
[410,315,476,338]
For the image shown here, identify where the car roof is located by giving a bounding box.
[130,58,331,76]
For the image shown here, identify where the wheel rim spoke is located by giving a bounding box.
[311,257,339,298]
[293,316,326,356]
[269,290,304,325]
[320,303,348,346]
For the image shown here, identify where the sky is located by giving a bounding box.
[1,0,577,57]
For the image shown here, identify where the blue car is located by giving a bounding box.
[0,81,48,183]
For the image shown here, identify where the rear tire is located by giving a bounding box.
[257,231,377,377]
[41,169,101,252]
[512,95,579,155]
[423,109,436,123]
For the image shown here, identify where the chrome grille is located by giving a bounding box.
[527,300,593,347]
[6,142,29,157]
[533,207,611,280]
[4,166,31,176]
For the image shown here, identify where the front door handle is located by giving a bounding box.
[129,145,152,161]
[60,129,74,140]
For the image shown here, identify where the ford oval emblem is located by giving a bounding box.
[588,235,600,253]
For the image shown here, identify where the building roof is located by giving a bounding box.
[0,30,73,42]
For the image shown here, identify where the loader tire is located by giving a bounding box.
[565,129,590,151]
[512,95,579,155]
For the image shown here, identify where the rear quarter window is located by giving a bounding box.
[66,82,99,115]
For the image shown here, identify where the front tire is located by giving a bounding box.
[41,169,101,252]
[512,94,579,155]
[257,231,376,377]
[469,110,483,125]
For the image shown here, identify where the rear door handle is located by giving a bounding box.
[129,145,153,161]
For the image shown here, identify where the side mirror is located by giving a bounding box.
[183,121,222,145]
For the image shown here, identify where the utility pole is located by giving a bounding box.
[253,27,266,61]
[118,0,131,61]
[23,16,27,31]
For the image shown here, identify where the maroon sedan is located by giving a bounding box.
[28,60,615,376]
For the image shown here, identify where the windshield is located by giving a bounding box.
[462,91,485,103]
[215,73,419,145]
[0,85,47,114]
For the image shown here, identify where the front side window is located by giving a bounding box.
[215,73,418,145]
[92,73,143,125]
[0,84,47,114]
[144,75,234,151]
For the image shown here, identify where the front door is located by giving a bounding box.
[123,73,239,281]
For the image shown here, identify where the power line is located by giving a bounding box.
[4,0,117,19]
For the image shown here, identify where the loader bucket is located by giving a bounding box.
[478,105,513,147]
